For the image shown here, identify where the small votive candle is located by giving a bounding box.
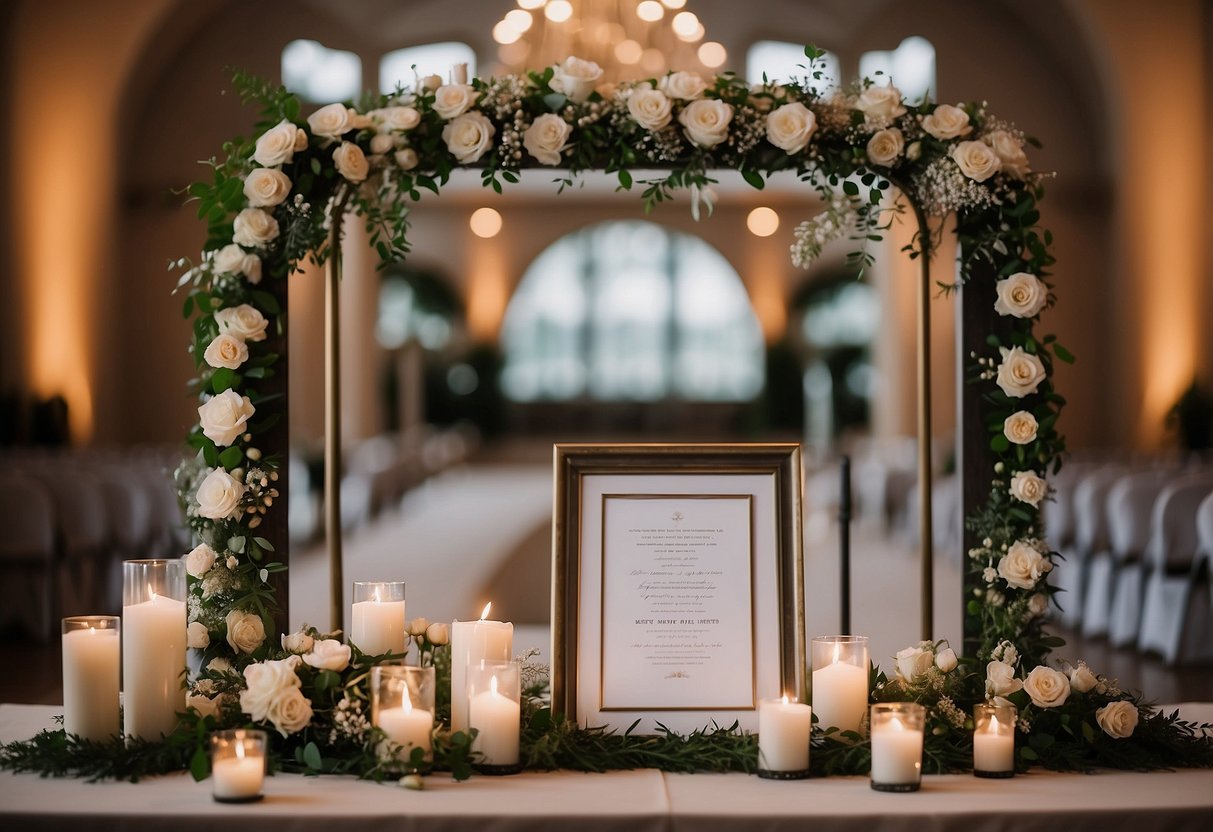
[467,660,521,774]
[973,703,1017,778]
[811,635,869,734]
[210,729,267,803]
[351,581,407,657]
[870,703,925,792]
[372,664,435,767]
[62,615,120,741]
[757,695,812,779]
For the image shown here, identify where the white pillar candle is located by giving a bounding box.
[62,619,120,741]
[758,697,812,772]
[122,593,186,740]
[469,675,520,766]
[378,698,434,759]
[450,604,513,733]
[811,660,868,733]
[351,596,407,656]
[870,715,924,786]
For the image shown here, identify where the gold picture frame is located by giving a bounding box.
[551,443,805,733]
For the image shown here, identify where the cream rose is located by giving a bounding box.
[1028,593,1050,616]
[425,621,449,645]
[225,609,266,654]
[208,656,232,674]
[369,133,396,155]
[184,542,217,578]
[266,686,314,736]
[992,640,1019,666]
[370,106,421,132]
[765,102,817,154]
[985,660,1023,698]
[215,304,269,343]
[994,272,1048,318]
[627,86,673,131]
[895,643,935,683]
[254,120,301,167]
[1095,701,1139,738]
[394,148,419,170]
[998,540,1052,590]
[550,56,603,103]
[866,127,904,167]
[935,645,958,673]
[679,98,734,149]
[198,390,255,447]
[1069,662,1098,693]
[407,617,430,636]
[1023,665,1070,708]
[307,102,354,139]
[921,104,972,140]
[187,621,211,649]
[232,208,279,248]
[333,141,369,183]
[303,638,352,672]
[996,346,1047,398]
[952,140,1002,182]
[1003,410,1039,445]
[523,113,572,166]
[432,84,478,119]
[212,244,261,283]
[1009,470,1047,507]
[241,656,302,723]
[187,692,221,719]
[854,84,906,123]
[985,129,1030,178]
[442,111,495,164]
[281,630,315,654]
[242,167,291,208]
[660,71,708,101]
[294,127,308,151]
[195,467,245,520]
[203,333,248,371]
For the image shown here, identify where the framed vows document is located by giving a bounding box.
[552,444,805,734]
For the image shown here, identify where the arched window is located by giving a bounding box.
[501,221,764,402]
[380,42,477,93]
[858,36,936,103]
[281,39,361,103]
[746,41,840,93]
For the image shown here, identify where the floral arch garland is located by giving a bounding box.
[45,52,1204,778]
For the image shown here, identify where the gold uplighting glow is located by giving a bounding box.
[746,207,780,237]
[466,240,510,341]
[469,207,504,238]
[745,246,787,343]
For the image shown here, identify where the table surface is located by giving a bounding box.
[3,704,1212,832]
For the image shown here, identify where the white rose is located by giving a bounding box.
[432,84,478,119]
[921,104,972,140]
[184,543,217,578]
[854,84,906,123]
[1003,410,1039,445]
[232,208,279,247]
[407,617,430,637]
[225,608,266,654]
[550,56,603,103]
[442,111,495,164]
[370,106,421,132]
[994,272,1048,318]
[212,244,261,284]
[1069,662,1098,693]
[187,692,220,720]
[1028,593,1050,616]
[998,540,1052,590]
[866,127,904,167]
[765,102,817,154]
[422,74,442,91]
[281,630,315,654]
[985,660,1022,698]
[678,98,734,149]
[187,621,211,649]
[523,113,572,166]
[985,129,1030,178]
[369,133,397,155]
[266,686,314,737]
[208,656,232,674]
[333,141,369,183]
[302,638,351,672]
[195,467,245,520]
[935,646,958,673]
[214,303,269,343]
[425,621,449,646]
[952,140,1002,182]
[895,643,935,683]
[198,390,256,447]
[203,333,249,371]
[253,120,301,167]
[307,102,354,139]
[992,641,1019,667]
[1022,665,1071,708]
[996,346,1047,398]
[394,148,419,170]
[1009,470,1047,507]
[241,656,303,725]
[660,71,708,101]
[1095,700,1139,738]
[627,86,673,131]
[242,167,291,208]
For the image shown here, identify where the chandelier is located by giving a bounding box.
[491,0,728,81]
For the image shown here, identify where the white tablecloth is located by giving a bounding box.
[3,704,1211,832]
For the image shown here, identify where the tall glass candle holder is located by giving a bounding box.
[122,559,186,741]
[372,664,435,767]
[210,729,267,803]
[467,659,521,774]
[450,604,513,733]
[870,703,925,792]
[973,703,1017,777]
[62,615,120,741]
[811,635,869,734]
[351,581,407,657]
[757,695,812,779]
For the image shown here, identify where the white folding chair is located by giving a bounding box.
[1067,466,1127,633]
[1106,470,1173,647]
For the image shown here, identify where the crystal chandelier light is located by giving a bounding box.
[491,0,728,81]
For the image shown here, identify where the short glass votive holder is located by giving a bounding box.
[811,635,870,735]
[973,703,1017,778]
[371,664,435,767]
[210,729,267,803]
[350,581,407,657]
[62,615,120,741]
[757,696,812,779]
[869,703,925,792]
[467,660,522,775]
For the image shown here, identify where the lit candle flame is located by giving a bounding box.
[832,641,841,664]
[479,601,493,621]
[373,586,381,603]
[88,626,96,636]
[781,694,789,705]
[989,713,1002,733]
[490,674,499,697]
[889,715,905,732]
[403,693,413,714]
[235,741,246,760]
[148,583,157,602]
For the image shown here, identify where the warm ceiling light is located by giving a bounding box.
[470,207,503,238]
[661,0,687,8]
[492,20,521,45]
[615,39,643,64]
[698,41,727,68]
[504,9,533,32]
[545,0,573,22]
[636,1,664,21]
[671,11,699,38]
[747,207,780,237]
[517,0,545,9]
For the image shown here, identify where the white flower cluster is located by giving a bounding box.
[790,192,857,269]
[240,655,314,737]
[328,695,372,745]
